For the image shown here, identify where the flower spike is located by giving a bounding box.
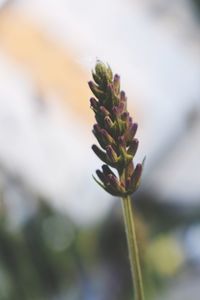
[89,61,144,197]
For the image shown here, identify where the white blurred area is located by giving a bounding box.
[0,0,200,225]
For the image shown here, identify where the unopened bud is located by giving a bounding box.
[90,97,98,111]
[125,161,134,179]
[127,139,139,157]
[93,124,101,135]
[102,164,115,176]
[92,145,108,164]
[93,124,106,149]
[95,61,113,85]
[106,145,118,163]
[120,91,127,102]
[101,129,115,146]
[92,71,101,85]
[96,170,106,184]
[100,106,110,116]
[112,101,125,116]
[113,74,120,94]
[121,111,129,121]
[104,116,114,129]
[130,163,143,191]
[126,123,138,142]
[88,81,104,100]
[118,135,126,147]
[107,174,122,192]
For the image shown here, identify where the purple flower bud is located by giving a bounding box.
[101,129,115,145]
[88,80,95,90]
[100,106,110,116]
[104,116,114,129]
[93,124,107,149]
[118,135,126,147]
[128,117,133,125]
[92,144,108,164]
[93,174,121,196]
[90,97,98,111]
[127,139,139,157]
[125,161,134,179]
[93,124,101,135]
[107,174,121,191]
[120,91,126,101]
[102,164,115,176]
[125,177,132,190]
[130,163,143,191]
[112,102,125,116]
[96,170,106,184]
[110,175,126,195]
[126,123,138,142]
[114,74,120,82]
[121,111,129,121]
[106,145,118,163]
[113,74,120,94]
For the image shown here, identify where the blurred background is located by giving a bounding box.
[0,0,200,299]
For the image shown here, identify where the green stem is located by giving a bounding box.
[121,195,145,300]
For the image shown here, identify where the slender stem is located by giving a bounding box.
[121,195,145,300]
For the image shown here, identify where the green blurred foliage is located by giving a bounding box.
[0,187,199,300]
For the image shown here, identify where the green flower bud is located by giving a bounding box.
[95,61,113,87]
[88,81,104,100]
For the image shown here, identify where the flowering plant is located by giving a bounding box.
[89,61,145,300]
